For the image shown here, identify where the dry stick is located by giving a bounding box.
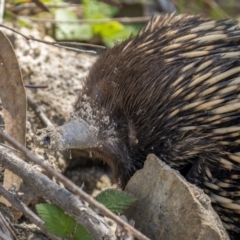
[49,41,105,49]
[0,0,4,24]
[0,185,60,240]
[0,143,22,155]
[23,16,151,24]
[6,2,82,11]
[0,24,105,53]
[25,85,48,89]
[0,145,116,240]
[31,0,50,12]
[0,130,150,240]
[0,232,12,240]
[27,96,54,127]
[0,212,14,240]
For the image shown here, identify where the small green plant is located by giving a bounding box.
[55,0,140,47]
[4,0,141,46]
[36,204,76,238]
[36,189,136,239]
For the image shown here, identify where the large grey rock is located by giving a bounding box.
[125,154,230,240]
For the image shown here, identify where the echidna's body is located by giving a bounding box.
[37,14,240,238]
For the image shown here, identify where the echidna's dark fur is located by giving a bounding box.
[75,14,240,237]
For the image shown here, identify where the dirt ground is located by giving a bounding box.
[1,24,114,239]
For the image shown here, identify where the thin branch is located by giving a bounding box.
[0,212,14,240]
[21,16,151,24]
[0,144,116,240]
[0,143,22,155]
[31,0,49,12]
[0,232,12,240]
[27,96,54,127]
[0,130,150,240]
[0,0,4,24]
[0,185,60,240]
[6,2,83,11]
[25,84,48,89]
[52,41,105,49]
[0,24,105,53]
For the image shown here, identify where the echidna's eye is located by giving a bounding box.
[43,136,50,145]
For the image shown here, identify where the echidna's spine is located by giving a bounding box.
[73,14,240,236]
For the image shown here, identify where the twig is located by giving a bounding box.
[0,143,22,155]
[27,96,54,127]
[0,231,12,240]
[0,184,60,240]
[13,224,38,233]
[50,41,105,49]
[0,144,116,240]
[0,0,4,24]
[0,24,105,53]
[31,0,49,12]
[21,16,151,24]
[0,130,151,240]
[25,84,48,89]
[6,2,83,11]
[0,212,14,240]
[0,212,17,240]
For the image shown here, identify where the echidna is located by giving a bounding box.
[36,14,240,238]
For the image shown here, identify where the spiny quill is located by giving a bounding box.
[36,14,240,239]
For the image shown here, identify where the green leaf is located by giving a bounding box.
[36,203,76,237]
[41,0,63,3]
[73,224,93,240]
[55,9,93,41]
[95,189,136,214]
[83,0,119,19]
[3,10,16,22]
[93,21,124,37]
[102,24,140,47]
[17,18,33,28]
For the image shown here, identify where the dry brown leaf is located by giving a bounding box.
[0,31,27,214]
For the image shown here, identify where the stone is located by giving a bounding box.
[125,154,230,240]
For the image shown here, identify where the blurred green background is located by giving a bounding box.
[3,0,240,46]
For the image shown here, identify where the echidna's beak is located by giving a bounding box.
[35,119,97,150]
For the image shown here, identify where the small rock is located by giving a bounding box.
[125,154,230,240]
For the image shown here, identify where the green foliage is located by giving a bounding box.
[17,17,33,28]
[72,224,93,240]
[55,9,93,41]
[36,189,136,239]
[95,189,136,214]
[83,0,118,19]
[36,204,76,238]
[3,10,16,21]
[54,0,140,46]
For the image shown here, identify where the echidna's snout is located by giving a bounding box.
[35,119,99,151]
